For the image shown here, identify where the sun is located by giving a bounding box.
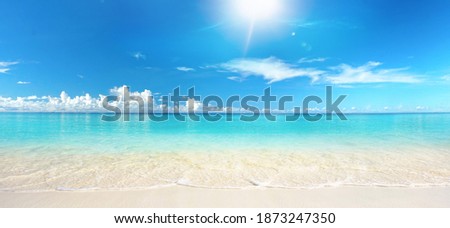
[229,0,285,53]
[233,0,283,22]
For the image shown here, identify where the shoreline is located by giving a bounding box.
[1,186,449,208]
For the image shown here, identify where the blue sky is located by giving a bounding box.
[0,0,450,112]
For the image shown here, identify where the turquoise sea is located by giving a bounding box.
[0,113,449,191]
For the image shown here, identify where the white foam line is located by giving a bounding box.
[1,182,450,193]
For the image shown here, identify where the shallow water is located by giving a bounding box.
[1,113,449,191]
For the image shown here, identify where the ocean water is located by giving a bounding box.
[0,113,449,191]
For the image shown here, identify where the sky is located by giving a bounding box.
[0,0,450,112]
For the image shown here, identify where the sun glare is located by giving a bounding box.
[233,0,283,22]
[225,0,288,53]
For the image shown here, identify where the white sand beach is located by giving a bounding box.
[1,186,449,208]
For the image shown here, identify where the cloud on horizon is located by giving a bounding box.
[0,85,440,113]
[0,86,154,112]
[0,92,103,112]
[0,86,197,113]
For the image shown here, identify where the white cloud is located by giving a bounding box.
[227,76,244,82]
[215,58,424,85]
[0,61,18,67]
[0,61,19,74]
[416,106,427,111]
[298,57,327,64]
[17,81,31,85]
[217,57,324,84]
[176,66,195,72]
[326,61,422,84]
[442,75,450,81]
[0,85,156,113]
[177,98,203,112]
[108,85,152,103]
[0,69,10,73]
[0,93,100,112]
[132,52,146,60]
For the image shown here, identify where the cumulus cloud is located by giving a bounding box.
[108,85,152,102]
[326,61,422,84]
[217,57,324,84]
[180,98,203,112]
[17,81,31,85]
[0,61,19,74]
[0,85,214,113]
[176,66,195,72]
[0,85,157,113]
[0,93,101,112]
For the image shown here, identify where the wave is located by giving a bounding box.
[1,181,450,193]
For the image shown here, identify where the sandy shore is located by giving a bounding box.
[1,186,449,208]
